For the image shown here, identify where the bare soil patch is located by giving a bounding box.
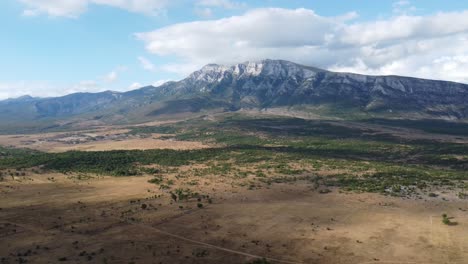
[1,173,467,263]
[0,128,210,152]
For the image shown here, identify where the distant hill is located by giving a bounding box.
[1,59,468,133]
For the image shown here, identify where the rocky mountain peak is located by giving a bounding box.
[2,59,468,124]
[189,59,324,83]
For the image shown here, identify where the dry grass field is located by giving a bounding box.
[1,173,467,264]
[1,115,468,263]
[0,128,211,153]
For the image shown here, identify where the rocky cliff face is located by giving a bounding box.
[151,59,468,118]
[1,59,468,122]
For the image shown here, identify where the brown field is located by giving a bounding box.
[48,138,210,152]
[0,128,211,153]
[1,171,467,264]
[1,116,468,264]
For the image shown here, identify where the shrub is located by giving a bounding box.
[442,214,457,226]
[442,217,451,225]
[148,176,163,184]
[170,192,177,202]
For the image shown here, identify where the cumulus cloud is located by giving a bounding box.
[194,0,245,18]
[138,56,157,72]
[103,66,126,83]
[135,8,468,83]
[104,71,118,82]
[18,0,169,18]
[194,7,213,18]
[20,0,87,17]
[136,8,339,75]
[128,82,142,90]
[196,0,246,9]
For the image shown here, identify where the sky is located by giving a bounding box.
[0,0,468,99]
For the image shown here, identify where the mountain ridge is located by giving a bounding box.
[4,59,468,103]
[1,59,468,132]
[6,59,467,103]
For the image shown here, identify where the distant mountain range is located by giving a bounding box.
[1,59,468,132]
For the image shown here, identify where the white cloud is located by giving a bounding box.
[196,0,246,9]
[152,79,171,87]
[0,81,54,100]
[136,8,468,83]
[20,0,88,18]
[126,80,171,91]
[194,0,245,18]
[103,66,127,83]
[159,62,202,76]
[93,0,169,15]
[71,80,106,94]
[137,56,157,72]
[194,7,213,18]
[0,65,131,99]
[22,9,40,17]
[128,82,142,90]
[18,0,169,18]
[392,0,417,15]
[0,80,106,100]
[73,80,98,90]
[104,71,118,82]
[136,8,336,68]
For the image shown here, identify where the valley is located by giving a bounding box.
[2,60,468,135]
[3,0,468,261]
[1,112,467,263]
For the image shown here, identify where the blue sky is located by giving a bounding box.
[1,0,467,99]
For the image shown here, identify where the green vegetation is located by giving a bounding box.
[0,148,224,176]
[1,114,467,195]
[148,176,163,184]
[0,146,39,158]
[364,118,468,136]
[174,188,196,201]
[442,214,457,226]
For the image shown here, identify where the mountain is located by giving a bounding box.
[1,59,468,132]
[163,59,468,118]
[1,95,38,102]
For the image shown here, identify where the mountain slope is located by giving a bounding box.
[161,59,468,118]
[1,59,468,132]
